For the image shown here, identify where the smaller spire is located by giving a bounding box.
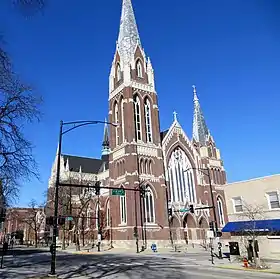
[192,85,209,146]
[173,111,178,122]
[102,118,110,156]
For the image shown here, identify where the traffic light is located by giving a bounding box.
[46,216,54,226]
[133,226,138,238]
[58,216,65,226]
[209,221,214,231]
[216,231,222,237]
[95,181,101,195]
[168,208,172,216]
[189,204,194,214]
[0,208,6,223]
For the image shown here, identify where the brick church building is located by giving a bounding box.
[46,0,228,248]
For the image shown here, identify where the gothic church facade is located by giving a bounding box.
[47,0,228,248]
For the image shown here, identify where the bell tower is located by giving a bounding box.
[108,0,169,245]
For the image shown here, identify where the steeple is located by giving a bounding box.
[117,0,141,64]
[192,85,209,146]
[102,119,110,156]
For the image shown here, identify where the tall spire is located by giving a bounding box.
[102,119,110,156]
[117,0,141,64]
[192,85,209,146]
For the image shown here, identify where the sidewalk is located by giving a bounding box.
[214,260,280,274]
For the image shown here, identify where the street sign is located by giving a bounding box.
[66,216,73,221]
[112,189,125,196]
[179,208,189,213]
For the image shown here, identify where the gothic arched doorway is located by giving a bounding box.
[182,214,196,244]
[170,216,181,244]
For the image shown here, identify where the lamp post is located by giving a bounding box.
[49,120,118,276]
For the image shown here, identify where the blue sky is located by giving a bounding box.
[1,0,280,206]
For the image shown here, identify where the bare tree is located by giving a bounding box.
[237,202,267,268]
[0,1,44,205]
[71,187,95,251]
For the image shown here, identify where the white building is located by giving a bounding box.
[222,174,280,260]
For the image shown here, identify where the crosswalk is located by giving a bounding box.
[95,262,144,268]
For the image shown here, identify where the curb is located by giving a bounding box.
[216,265,280,274]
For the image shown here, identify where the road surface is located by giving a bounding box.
[0,248,278,278]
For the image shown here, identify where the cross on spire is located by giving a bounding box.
[173,111,178,121]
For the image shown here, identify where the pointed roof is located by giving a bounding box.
[102,119,110,155]
[192,85,209,146]
[117,0,141,64]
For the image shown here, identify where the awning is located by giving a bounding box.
[222,219,280,233]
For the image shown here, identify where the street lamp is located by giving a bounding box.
[50,120,118,276]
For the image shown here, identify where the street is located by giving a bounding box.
[0,248,279,279]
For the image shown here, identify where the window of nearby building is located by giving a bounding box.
[168,147,196,203]
[232,197,243,213]
[144,186,155,223]
[267,192,280,209]
[217,197,225,226]
[133,95,142,141]
[120,187,127,224]
[136,60,142,78]
[144,98,152,142]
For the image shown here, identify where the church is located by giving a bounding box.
[47,0,228,248]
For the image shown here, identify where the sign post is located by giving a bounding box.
[179,209,189,213]
[112,189,125,196]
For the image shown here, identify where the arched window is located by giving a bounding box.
[136,60,142,78]
[106,201,110,227]
[145,159,148,174]
[217,197,225,227]
[208,145,213,158]
[139,158,144,174]
[144,98,152,142]
[144,186,155,223]
[114,102,119,145]
[121,98,125,142]
[116,63,121,81]
[149,160,152,175]
[168,147,196,203]
[86,207,91,228]
[120,186,127,224]
[133,95,142,141]
[116,162,119,177]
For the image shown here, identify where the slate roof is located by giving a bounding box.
[62,154,108,174]
[160,129,169,142]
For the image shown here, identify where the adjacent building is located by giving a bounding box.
[1,207,46,245]
[47,0,229,248]
[222,174,280,259]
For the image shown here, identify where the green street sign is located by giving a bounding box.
[112,189,125,196]
[66,216,73,221]
[179,208,189,213]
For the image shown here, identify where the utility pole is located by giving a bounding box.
[50,120,63,276]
